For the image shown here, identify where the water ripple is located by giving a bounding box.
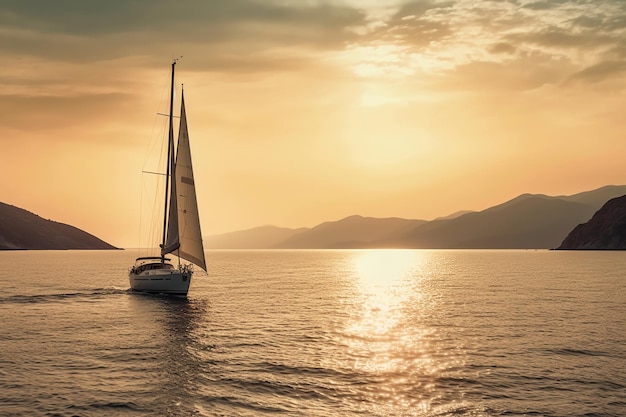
[1,250,626,416]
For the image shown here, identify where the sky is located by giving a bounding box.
[1,0,625,248]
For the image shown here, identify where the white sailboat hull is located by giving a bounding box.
[129,268,192,295]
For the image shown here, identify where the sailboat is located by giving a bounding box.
[129,60,206,295]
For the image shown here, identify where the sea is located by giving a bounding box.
[0,249,625,417]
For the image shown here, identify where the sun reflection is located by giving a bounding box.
[346,250,424,354]
[340,249,456,414]
[350,249,418,333]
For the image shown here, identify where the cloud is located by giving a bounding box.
[0,0,366,69]
[569,15,606,29]
[3,0,624,85]
[0,0,369,142]
[0,92,135,134]
[570,60,626,82]
[0,0,363,36]
[340,0,626,90]
[489,42,517,55]
[521,0,569,11]
[359,0,454,48]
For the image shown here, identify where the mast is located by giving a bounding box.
[161,60,176,255]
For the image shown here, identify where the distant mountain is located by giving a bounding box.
[204,225,306,249]
[274,215,426,249]
[433,210,475,220]
[0,202,119,250]
[204,216,426,249]
[557,195,626,250]
[204,185,626,249]
[557,185,626,208]
[388,194,595,249]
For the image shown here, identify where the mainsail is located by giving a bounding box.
[161,108,180,256]
[171,91,206,271]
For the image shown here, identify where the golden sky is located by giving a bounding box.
[1,0,625,247]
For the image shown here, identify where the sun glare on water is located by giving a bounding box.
[342,251,427,408]
[338,250,466,414]
[350,250,420,335]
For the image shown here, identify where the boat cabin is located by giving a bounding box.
[130,257,174,275]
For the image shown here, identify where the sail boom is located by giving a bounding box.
[160,242,180,256]
[157,112,181,119]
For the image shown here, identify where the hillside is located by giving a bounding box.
[204,185,626,249]
[274,216,426,249]
[557,195,626,250]
[204,216,426,249]
[204,225,306,249]
[558,185,626,208]
[0,202,119,250]
[390,195,595,248]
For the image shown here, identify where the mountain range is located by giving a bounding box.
[3,185,625,250]
[0,202,118,250]
[204,185,626,249]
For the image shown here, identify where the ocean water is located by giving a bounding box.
[0,249,625,417]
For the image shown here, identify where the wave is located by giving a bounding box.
[0,287,130,304]
[545,347,611,357]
